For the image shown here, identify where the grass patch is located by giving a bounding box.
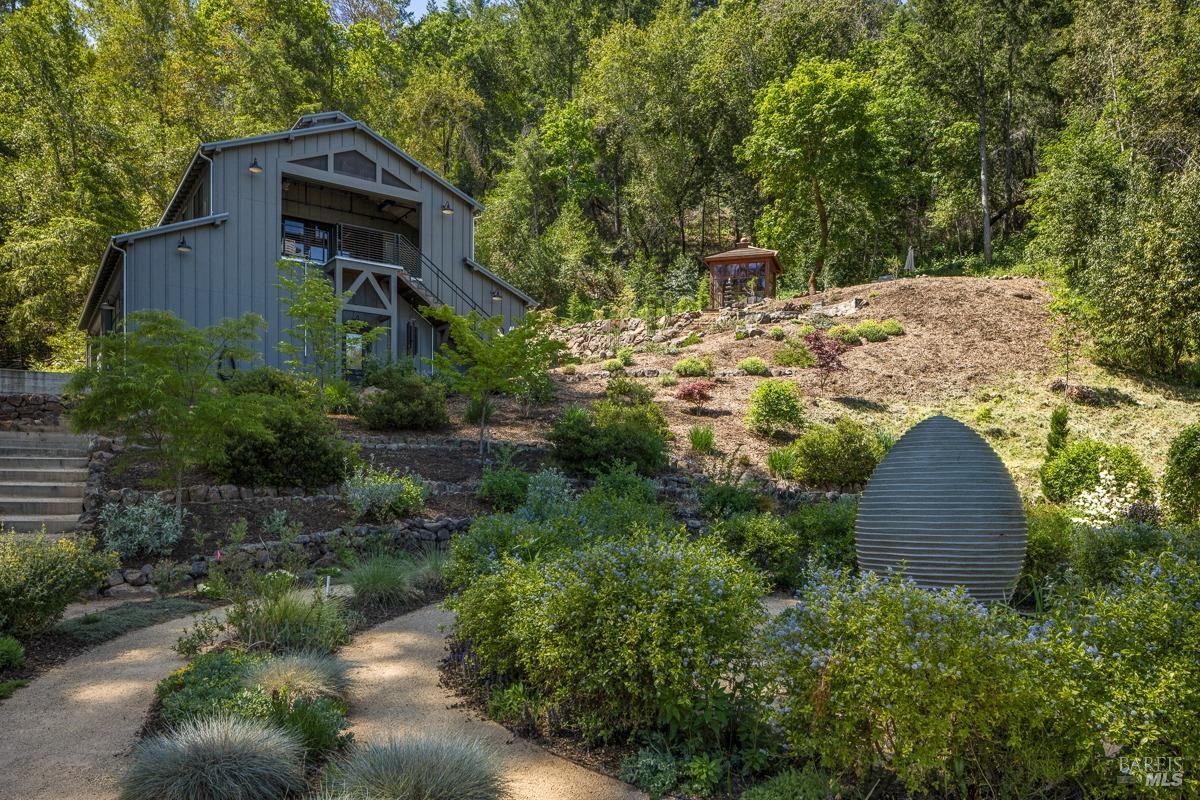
[56,598,209,645]
[0,678,30,699]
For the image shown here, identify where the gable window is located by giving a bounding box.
[334,150,376,181]
[289,155,328,171]
[381,169,415,191]
[281,217,333,263]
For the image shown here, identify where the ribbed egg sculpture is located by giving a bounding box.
[855,414,1026,602]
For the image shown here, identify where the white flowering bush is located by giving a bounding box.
[98,496,185,559]
[341,463,425,521]
[1070,459,1148,528]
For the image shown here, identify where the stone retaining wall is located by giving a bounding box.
[104,516,473,595]
[0,393,68,429]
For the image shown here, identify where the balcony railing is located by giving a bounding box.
[336,223,422,279]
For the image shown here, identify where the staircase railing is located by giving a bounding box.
[333,222,488,317]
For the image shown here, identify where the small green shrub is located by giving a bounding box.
[745,379,805,438]
[0,634,24,669]
[157,649,263,725]
[246,652,349,702]
[121,715,305,800]
[1039,439,1154,503]
[323,379,360,415]
[792,322,816,335]
[678,332,702,348]
[601,358,625,373]
[520,467,574,521]
[327,735,507,800]
[360,364,450,431]
[737,356,771,376]
[227,573,351,653]
[1163,423,1200,525]
[698,481,765,519]
[0,678,28,698]
[785,498,859,575]
[673,355,713,377]
[478,458,530,512]
[213,396,355,489]
[1021,504,1073,590]
[774,417,887,488]
[226,366,314,401]
[740,768,833,800]
[342,463,426,521]
[616,346,636,366]
[880,318,905,336]
[549,402,668,476]
[715,513,802,588]
[592,461,657,503]
[853,319,889,342]
[465,395,494,424]
[827,324,860,345]
[659,372,679,387]
[98,496,184,560]
[0,534,116,638]
[606,375,654,406]
[689,425,716,454]
[768,325,786,341]
[1069,520,1170,586]
[454,532,766,741]
[620,744,679,799]
[1046,405,1070,458]
[774,337,815,367]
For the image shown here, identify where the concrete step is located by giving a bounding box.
[0,431,89,444]
[0,467,89,483]
[0,447,90,457]
[0,514,80,534]
[0,496,84,515]
[0,481,85,498]
[0,455,88,469]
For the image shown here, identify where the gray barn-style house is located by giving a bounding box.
[79,111,534,371]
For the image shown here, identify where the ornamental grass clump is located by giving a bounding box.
[326,735,508,800]
[227,572,350,653]
[345,554,426,612]
[120,715,306,800]
[246,651,349,702]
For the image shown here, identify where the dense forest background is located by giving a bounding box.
[0,0,1197,378]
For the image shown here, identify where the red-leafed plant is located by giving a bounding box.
[675,380,716,414]
[804,331,848,379]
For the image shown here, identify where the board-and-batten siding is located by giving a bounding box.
[118,123,527,370]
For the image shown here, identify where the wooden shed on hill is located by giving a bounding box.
[703,237,782,309]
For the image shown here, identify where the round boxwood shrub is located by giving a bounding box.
[745,379,805,438]
[325,735,507,800]
[714,513,802,588]
[1039,439,1154,504]
[121,715,306,800]
[549,401,668,476]
[360,363,449,431]
[1162,423,1200,525]
[455,531,767,739]
[225,366,313,401]
[775,417,887,489]
[212,396,354,489]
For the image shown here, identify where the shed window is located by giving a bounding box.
[381,169,415,191]
[334,150,376,181]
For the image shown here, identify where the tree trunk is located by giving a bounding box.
[811,177,829,295]
[977,63,993,265]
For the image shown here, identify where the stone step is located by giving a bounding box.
[0,467,89,483]
[0,448,89,461]
[0,496,84,516]
[0,514,79,534]
[0,481,85,498]
[0,431,89,444]
[0,455,89,469]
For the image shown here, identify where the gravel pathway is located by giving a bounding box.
[0,609,222,800]
[342,604,647,800]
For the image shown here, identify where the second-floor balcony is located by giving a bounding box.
[281,218,422,279]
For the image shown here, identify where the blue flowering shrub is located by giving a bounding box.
[760,570,1090,795]
[452,531,766,743]
[1039,551,1200,792]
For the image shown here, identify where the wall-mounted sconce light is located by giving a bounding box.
[441,201,454,216]
[490,288,502,303]
[176,236,192,254]
[248,158,263,175]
